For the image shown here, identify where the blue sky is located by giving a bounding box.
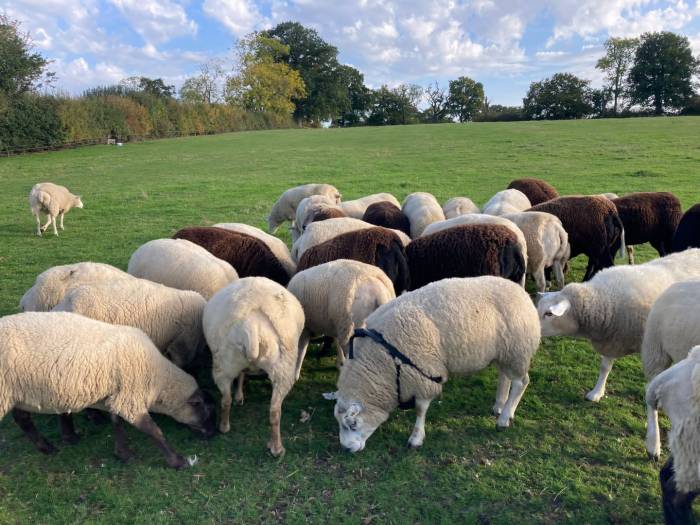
[4,0,700,106]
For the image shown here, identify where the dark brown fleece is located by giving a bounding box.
[362,201,412,236]
[508,178,559,205]
[309,207,347,224]
[173,227,290,285]
[672,203,700,252]
[406,224,525,291]
[612,192,682,256]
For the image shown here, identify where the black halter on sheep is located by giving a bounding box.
[672,203,700,253]
[405,224,526,291]
[507,178,559,206]
[362,201,412,237]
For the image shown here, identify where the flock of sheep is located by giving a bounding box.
[8,179,700,523]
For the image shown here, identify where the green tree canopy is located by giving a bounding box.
[179,60,225,104]
[0,15,53,96]
[596,37,638,114]
[523,73,593,120]
[447,77,485,122]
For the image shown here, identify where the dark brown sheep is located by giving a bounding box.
[173,227,290,285]
[528,195,624,281]
[406,224,525,291]
[362,201,412,236]
[296,227,409,294]
[672,204,700,253]
[309,207,347,224]
[508,178,559,205]
[610,192,682,262]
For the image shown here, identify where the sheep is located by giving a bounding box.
[292,194,343,241]
[362,201,411,236]
[645,347,700,523]
[507,178,559,206]
[203,278,309,456]
[406,224,526,290]
[291,217,411,262]
[332,276,540,452]
[296,227,410,295]
[402,192,445,238]
[53,277,207,370]
[340,193,401,219]
[173,227,290,286]
[611,192,682,264]
[213,222,296,277]
[267,183,341,233]
[29,182,84,236]
[502,211,570,292]
[0,312,216,469]
[442,197,480,218]
[528,195,625,281]
[672,203,700,252]
[19,262,131,312]
[537,249,700,403]
[482,189,531,216]
[287,260,396,367]
[128,238,238,299]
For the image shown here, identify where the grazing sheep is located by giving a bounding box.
[502,211,570,292]
[213,223,296,277]
[291,218,411,262]
[442,197,480,218]
[173,227,290,286]
[267,183,341,233]
[0,312,216,469]
[19,262,130,312]
[128,238,238,299]
[29,182,84,236]
[483,189,531,216]
[53,278,206,369]
[528,196,625,281]
[407,224,526,290]
[362,201,411,236]
[402,192,445,238]
[672,203,700,253]
[288,260,396,366]
[333,276,540,452]
[340,193,401,219]
[537,249,700,402]
[645,347,700,523]
[297,227,409,295]
[309,207,347,223]
[292,194,343,241]
[507,178,559,206]
[600,192,620,200]
[611,192,682,264]
[203,278,309,456]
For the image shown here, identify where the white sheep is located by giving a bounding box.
[645,346,700,522]
[29,182,84,236]
[267,183,341,233]
[53,277,207,369]
[287,260,396,367]
[128,238,239,299]
[502,211,570,292]
[442,197,480,218]
[538,249,700,402]
[482,189,531,216]
[19,262,130,312]
[402,192,446,238]
[0,311,216,469]
[340,193,401,219]
[332,276,540,453]
[203,277,309,456]
[291,217,411,262]
[292,194,341,242]
[213,223,296,277]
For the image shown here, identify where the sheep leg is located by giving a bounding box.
[218,380,233,433]
[553,261,566,289]
[132,413,187,470]
[496,373,530,429]
[51,215,58,236]
[492,371,512,416]
[111,414,135,463]
[646,403,661,460]
[267,384,289,457]
[12,408,57,455]
[41,214,52,233]
[85,408,110,425]
[661,457,698,525]
[586,356,615,402]
[34,212,42,236]
[582,258,597,281]
[626,246,635,265]
[234,373,245,406]
[59,212,65,230]
[533,268,547,293]
[59,413,80,444]
[407,398,432,448]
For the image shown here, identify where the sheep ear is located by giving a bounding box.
[322,391,337,401]
[549,298,571,317]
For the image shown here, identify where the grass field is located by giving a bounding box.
[1,117,699,524]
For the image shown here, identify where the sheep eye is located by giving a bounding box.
[544,311,553,317]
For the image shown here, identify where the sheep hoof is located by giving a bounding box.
[492,406,503,416]
[115,447,135,464]
[585,391,604,402]
[234,397,245,406]
[407,437,423,449]
[167,453,189,470]
[219,422,230,433]
[37,440,58,455]
[647,451,660,462]
[267,442,285,457]
[496,417,513,430]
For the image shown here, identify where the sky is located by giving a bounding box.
[3,0,700,106]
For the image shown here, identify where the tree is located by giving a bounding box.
[424,82,449,123]
[523,73,593,120]
[334,65,370,126]
[393,84,423,125]
[447,77,485,122]
[590,87,612,118]
[180,59,225,104]
[0,15,54,96]
[120,76,175,98]
[595,37,638,115]
[225,32,306,116]
[628,32,699,115]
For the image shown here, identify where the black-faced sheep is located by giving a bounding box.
[362,201,411,236]
[507,178,559,206]
[672,203,700,253]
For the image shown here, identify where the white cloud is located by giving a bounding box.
[202,0,264,37]
[109,0,197,44]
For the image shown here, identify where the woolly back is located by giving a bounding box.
[612,192,682,245]
[362,201,411,236]
[508,178,559,205]
[672,204,700,252]
[310,207,347,223]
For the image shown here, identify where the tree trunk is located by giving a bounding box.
[654,93,663,115]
